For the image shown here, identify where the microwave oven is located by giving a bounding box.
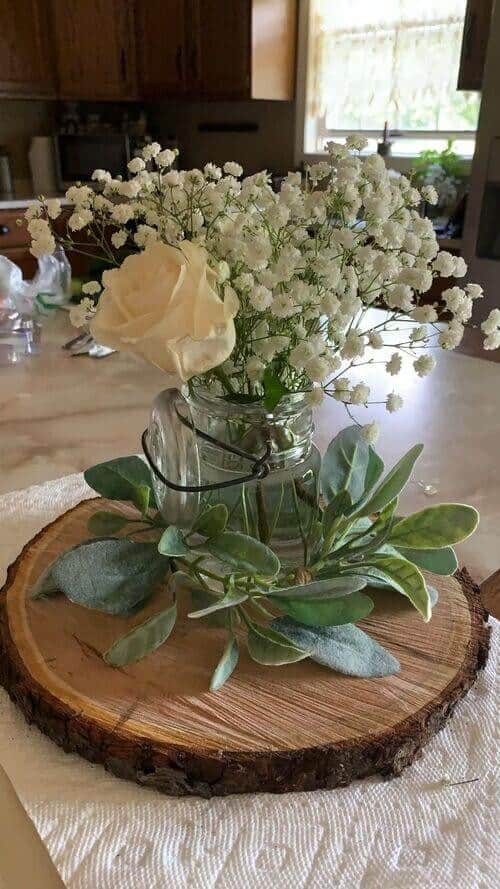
[55,133,131,189]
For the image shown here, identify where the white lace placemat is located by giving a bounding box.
[0,475,498,889]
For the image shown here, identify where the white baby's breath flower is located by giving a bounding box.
[45,198,62,220]
[246,356,265,381]
[368,331,384,349]
[453,256,467,277]
[112,203,134,224]
[438,319,464,349]
[412,305,438,323]
[351,383,370,404]
[333,377,351,401]
[413,354,436,377]
[484,330,500,350]
[362,421,379,444]
[386,392,403,413]
[223,161,243,177]
[134,224,158,248]
[69,297,96,328]
[410,325,427,342]
[128,157,146,174]
[306,386,325,406]
[142,142,161,160]
[156,148,177,168]
[68,208,93,231]
[481,308,500,335]
[466,283,483,300]
[111,230,127,249]
[433,251,456,277]
[249,284,273,312]
[421,185,438,205]
[341,331,365,360]
[304,356,330,382]
[82,280,101,295]
[386,353,402,375]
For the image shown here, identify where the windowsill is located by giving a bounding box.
[300,152,473,176]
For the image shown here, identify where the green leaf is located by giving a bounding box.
[268,575,367,600]
[29,566,60,600]
[192,503,228,537]
[50,538,167,614]
[363,553,431,620]
[277,591,374,626]
[356,444,423,516]
[84,456,156,514]
[206,531,280,576]
[103,602,177,666]
[87,510,130,536]
[395,545,458,575]
[246,622,310,665]
[263,367,288,411]
[322,490,352,538]
[320,426,370,504]
[271,618,400,677]
[158,526,191,557]
[171,573,232,628]
[365,446,385,493]
[188,587,247,618]
[389,504,479,549]
[210,634,239,691]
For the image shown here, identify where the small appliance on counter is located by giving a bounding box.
[29,136,58,196]
[0,146,14,199]
[55,132,131,190]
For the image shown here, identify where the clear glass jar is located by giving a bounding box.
[147,387,321,565]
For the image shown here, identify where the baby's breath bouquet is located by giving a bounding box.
[25,136,498,438]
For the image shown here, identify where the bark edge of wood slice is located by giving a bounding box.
[0,499,491,798]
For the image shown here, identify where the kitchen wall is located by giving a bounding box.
[0,99,56,192]
[149,99,296,175]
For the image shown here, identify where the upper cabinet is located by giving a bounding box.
[0,0,55,98]
[0,0,296,102]
[457,0,494,90]
[51,0,137,100]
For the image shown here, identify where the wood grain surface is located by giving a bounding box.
[0,499,490,797]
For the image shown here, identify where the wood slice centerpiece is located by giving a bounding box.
[0,499,490,798]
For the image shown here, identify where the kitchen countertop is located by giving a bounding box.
[1,310,499,581]
[0,196,67,210]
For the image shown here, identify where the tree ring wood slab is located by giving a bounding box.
[0,499,491,798]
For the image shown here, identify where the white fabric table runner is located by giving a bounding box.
[0,475,498,889]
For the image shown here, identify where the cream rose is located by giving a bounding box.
[90,241,238,379]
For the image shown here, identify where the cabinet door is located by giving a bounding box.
[0,0,55,97]
[457,0,494,90]
[51,0,136,100]
[189,0,251,99]
[136,0,187,97]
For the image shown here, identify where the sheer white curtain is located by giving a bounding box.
[307,0,479,138]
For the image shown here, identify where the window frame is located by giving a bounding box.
[294,0,476,173]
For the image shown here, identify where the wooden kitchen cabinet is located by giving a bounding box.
[50,0,137,100]
[139,0,297,101]
[0,0,56,98]
[457,0,494,90]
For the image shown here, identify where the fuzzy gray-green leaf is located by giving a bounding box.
[210,634,239,691]
[158,526,191,557]
[50,538,167,614]
[84,456,156,514]
[277,591,374,626]
[104,602,177,666]
[356,444,423,516]
[363,553,431,620]
[395,545,458,575]
[389,504,479,549]
[206,531,280,576]
[320,426,370,504]
[87,510,130,536]
[272,618,400,677]
[192,503,228,538]
[246,623,310,665]
[268,575,366,600]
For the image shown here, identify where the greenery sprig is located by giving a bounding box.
[32,427,479,690]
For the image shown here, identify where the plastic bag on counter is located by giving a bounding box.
[0,246,71,319]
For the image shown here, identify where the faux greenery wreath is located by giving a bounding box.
[33,426,478,691]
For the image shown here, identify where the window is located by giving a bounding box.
[303,0,480,158]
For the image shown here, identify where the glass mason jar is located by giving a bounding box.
[146,387,321,565]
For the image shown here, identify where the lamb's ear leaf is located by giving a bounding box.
[246,622,311,665]
[362,554,431,621]
[49,538,167,615]
[87,511,130,536]
[192,503,228,537]
[389,504,479,549]
[158,526,191,557]
[395,545,458,575]
[206,531,280,576]
[355,444,423,516]
[276,591,374,627]
[29,566,60,600]
[272,618,400,678]
[84,456,157,512]
[104,602,177,666]
[320,426,370,504]
[210,634,239,691]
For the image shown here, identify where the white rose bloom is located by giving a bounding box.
[414,354,436,377]
[91,241,239,380]
[386,392,403,413]
[362,421,379,444]
[82,280,101,295]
